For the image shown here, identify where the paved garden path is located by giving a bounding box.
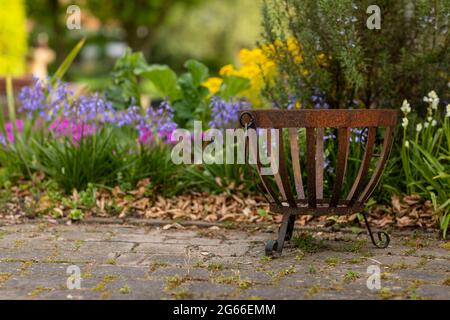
[0,221,448,300]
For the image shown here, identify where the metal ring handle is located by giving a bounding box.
[239,111,256,128]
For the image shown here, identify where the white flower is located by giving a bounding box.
[431,120,437,126]
[400,99,411,114]
[431,99,439,110]
[446,104,450,117]
[427,116,433,122]
[416,123,423,132]
[402,117,409,128]
[424,122,430,128]
[423,90,439,110]
[424,90,440,109]
[428,90,438,100]
[404,141,409,148]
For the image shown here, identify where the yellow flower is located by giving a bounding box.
[203,77,223,95]
[214,38,308,107]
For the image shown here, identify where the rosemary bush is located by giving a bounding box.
[261,0,449,110]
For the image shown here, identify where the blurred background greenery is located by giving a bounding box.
[7,0,262,89]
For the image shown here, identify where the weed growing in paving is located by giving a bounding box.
[343,270,360,283]
[291,232,324,253]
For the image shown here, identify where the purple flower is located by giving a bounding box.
[145,100,178,143]
[74,95,116,123]
[350,128,367,144]
[209,96,250,129]
[312,89,329,109]
[115,105,145,128]
[287,95,298,110]
[324,132,336,140]
[17,77,47,118]
[16,78,179,147]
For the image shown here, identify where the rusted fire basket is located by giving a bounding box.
[239,109,398,256]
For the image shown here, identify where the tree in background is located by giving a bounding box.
[85,0,204,58]
[0,0,28,76]
[26,0,74,66]
[261,0,449,111]
[155,0,262,71]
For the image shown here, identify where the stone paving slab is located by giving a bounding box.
[0,221,448,300]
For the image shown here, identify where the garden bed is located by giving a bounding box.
[0,176,438,232]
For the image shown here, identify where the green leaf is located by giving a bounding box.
[184,59,209,87]
[137,65,181,101]
[219,76,251,100]
[6,76,16,129]
[104,48,148,109]
[51,38,86,84]
[438,198,450,211]
[440,213,450,239]
[257,209,269,217]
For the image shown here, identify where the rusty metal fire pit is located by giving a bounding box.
[239,109,398,256]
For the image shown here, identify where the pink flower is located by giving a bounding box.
[49,118,96,143]
[1,120,24,145]
[138,126,154,145]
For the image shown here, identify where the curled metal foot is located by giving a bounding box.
[362,213,390,249]
[372,231,390,248]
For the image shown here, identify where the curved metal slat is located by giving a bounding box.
[289,128,305,200]
[271,129,297,207]
[267,129,287,201]
[306,128,317,208]
[315,128,325,200]
[359,126,395,203]
[330,127,350,207]
[250,129,281,205]
[347,127,377,205]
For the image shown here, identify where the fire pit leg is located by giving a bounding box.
[266,213,292,256]
[362,213,390,248]
[286,215,296,240]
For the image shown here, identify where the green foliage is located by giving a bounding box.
[0,0,27,76]
[261,0,450,110]
[105,49,148,109]
[104,49,249,128]
[103,50,212,126]
[291,232,324,253]
[78,183,97,208]
[69,209,84,221]
[137,64,182,101]
[170,61,211,128]
[51,38,86,85]
[123,144,184,197]
[220,76,252,101]
[85,0,204,55]
[33,128,129,193]
[185,163,255,195]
